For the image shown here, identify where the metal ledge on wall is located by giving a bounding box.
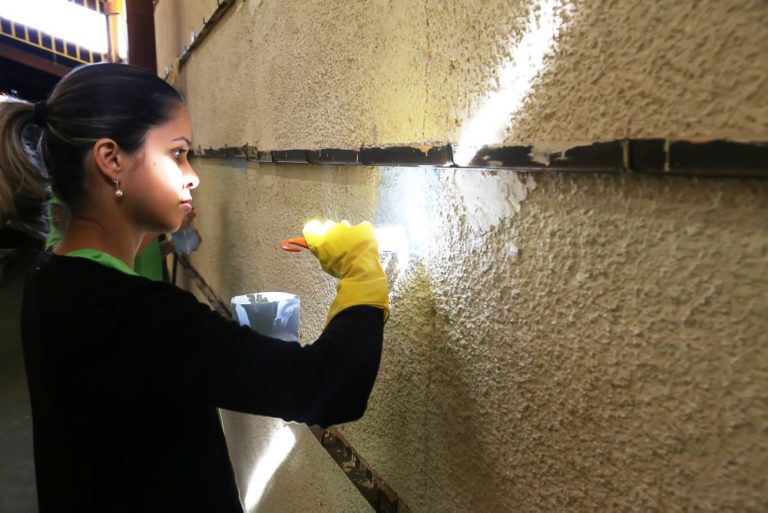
[466,141,624,172]
[308,149,360,165]
[667,140,768,176]
[271,150,310,164]
[189,139,768,178]
[360,145,454,167]
[310,426,412,513]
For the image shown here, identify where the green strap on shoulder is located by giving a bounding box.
[63,249,138,277]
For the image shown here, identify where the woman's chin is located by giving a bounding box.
[144,219,180,234]
[141,209,185,233]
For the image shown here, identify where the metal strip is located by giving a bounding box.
[310,426,412,513]
[152,2,766,179]
[189,139,768,177]
[272,149,310,164]
[308,149,360,165]
[468,140,624,172]
[361,145,453,167]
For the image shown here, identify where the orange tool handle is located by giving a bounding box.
[279,236,309,252]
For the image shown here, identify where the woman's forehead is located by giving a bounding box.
[149,107,192,143]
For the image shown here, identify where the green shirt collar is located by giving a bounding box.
[63,248,138,277]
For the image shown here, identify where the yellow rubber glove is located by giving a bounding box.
[303,220,390,326]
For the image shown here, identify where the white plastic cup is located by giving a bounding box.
[229,292,300,342]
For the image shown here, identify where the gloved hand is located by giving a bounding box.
[303,220,389,326]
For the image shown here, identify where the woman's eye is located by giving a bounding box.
[172,148,186,160]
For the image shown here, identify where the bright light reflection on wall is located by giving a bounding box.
[242,424,297,511]
[0,0,127,57]
[453,0,571,166]
[375,225,410,272]
[374,167,438,277]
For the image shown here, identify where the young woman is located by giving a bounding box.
[0,63,388,512]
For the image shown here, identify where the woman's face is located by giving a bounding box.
[122,105,199,233]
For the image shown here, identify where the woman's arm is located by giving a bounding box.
[137,219,386,427]
[138,284,384,427]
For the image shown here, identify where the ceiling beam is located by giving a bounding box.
[0,41,69,77]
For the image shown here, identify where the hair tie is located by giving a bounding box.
[32,100,47,126]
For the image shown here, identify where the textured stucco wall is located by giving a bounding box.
[155,0,768,511]
[162,0,767,150]
[182,161,768,512]
[153,0,219,78]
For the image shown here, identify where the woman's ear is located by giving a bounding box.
[92,138,123,182]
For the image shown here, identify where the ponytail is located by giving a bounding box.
[0,95,48,240]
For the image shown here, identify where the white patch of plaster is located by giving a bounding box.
[528,141,589,165]
[453,170,536,233]
[508,242,520,260]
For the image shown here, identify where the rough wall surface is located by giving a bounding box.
[153,0,219,77]
[183,161,768,512]
[159,0,767,150]
[501,0,768,142]
[154,1,768,511]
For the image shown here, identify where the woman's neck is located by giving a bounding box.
[53,212,144,270]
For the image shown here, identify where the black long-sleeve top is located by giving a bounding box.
[21,252,384,512]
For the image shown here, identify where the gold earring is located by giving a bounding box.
[114,178,124,199]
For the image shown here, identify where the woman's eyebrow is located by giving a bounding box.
[172,136,192,145]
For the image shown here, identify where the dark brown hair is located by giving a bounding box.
[0,63,184,239]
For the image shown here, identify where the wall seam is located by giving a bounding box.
[187,139,768,178]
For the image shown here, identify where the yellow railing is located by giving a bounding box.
[0,0,105,65]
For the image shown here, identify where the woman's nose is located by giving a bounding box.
[184,165,200,190]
